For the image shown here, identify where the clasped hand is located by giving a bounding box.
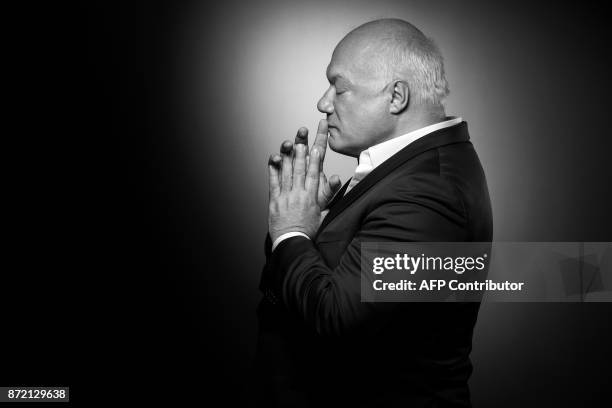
[268,119,341,243]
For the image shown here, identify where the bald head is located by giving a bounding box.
[333,18,449,106]
[317,19,449,156]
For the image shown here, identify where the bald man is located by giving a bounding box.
[256,19,492,407]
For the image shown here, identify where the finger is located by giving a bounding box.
[293,127,308,188]
[313,119,329,171]
[268,154,282,189]
[268,155,281,199]
[305,146,321,193]
[293,143,307,188]
[294,127,308,146]
[319,172,328,188]
[280,140,293,155]
[319,173,332,202]
[329,174,342,194]
[280,140,293,193]
[268,154,282,168]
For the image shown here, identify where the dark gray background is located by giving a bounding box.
[84,0,612,405]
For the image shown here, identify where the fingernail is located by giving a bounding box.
[312,148,319,157]
[281,142,292,154]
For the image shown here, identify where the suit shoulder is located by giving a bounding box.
[371,146,471,220]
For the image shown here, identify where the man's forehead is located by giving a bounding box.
[327,37,382,84]
[326,52,354,82]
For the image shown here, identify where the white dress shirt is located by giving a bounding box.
[271,117,463,251]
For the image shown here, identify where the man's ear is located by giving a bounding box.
[389,81,409,114]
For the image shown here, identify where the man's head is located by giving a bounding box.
[317,19,449,156]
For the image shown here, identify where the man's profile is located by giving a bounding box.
[255,18,492,407]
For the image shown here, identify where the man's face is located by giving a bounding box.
[317,43,393,157]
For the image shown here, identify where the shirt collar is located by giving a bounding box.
[359,116,463,170]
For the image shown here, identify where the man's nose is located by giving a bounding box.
[317,88,334,114]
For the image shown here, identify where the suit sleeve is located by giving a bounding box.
[258,233,279,303]
[268,183,468,337]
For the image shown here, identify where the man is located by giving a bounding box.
[255,18,492,407]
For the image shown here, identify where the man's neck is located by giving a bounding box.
[383,107,447,143]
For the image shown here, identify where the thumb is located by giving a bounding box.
[329,175,342,194]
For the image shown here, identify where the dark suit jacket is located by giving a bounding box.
[255,122,492,407]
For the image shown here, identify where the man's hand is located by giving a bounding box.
[269,120,342,208]
[294,120,342,210]
[268,120,341,242]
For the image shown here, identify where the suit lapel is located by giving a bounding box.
[315,122,470,237]
[325,177,352,210]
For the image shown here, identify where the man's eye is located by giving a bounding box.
[335,89,346,95]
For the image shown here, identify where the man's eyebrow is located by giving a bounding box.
[326,72,348,84]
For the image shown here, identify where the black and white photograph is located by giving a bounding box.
[2,0,611,406]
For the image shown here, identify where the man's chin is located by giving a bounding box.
[327,133,341,153]
[328,136,351,156]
